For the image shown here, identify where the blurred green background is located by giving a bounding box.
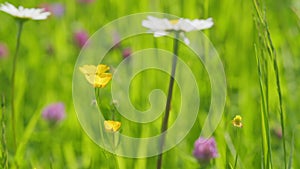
[0,0,300,168]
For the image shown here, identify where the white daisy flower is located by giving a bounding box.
[0,2,50,20]
[142,16,214,44]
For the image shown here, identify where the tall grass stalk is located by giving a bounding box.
[254,44,273,169]
[253,0,287,168]
[262,11,287,169]
[288,125,300,169]
[14,106,41,167]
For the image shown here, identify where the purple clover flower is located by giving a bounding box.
[193,137,218,163]
[77,0,95,4]
[272,127,282,139]
[50,3,64,17]
[0,43,8,58]
[39,3,65,17]
[122,48,132,58]
[112,31,121,49]
[42,102,66,123]
[74,29,89,48]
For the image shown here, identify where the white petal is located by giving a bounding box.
[178,19,196,32]
[142,20,158,30]
[180,32,190,45]
[191,18,214,30]
[183,37,190,45]
[142,15,214,38]
[0,2,50,20]
[153,31,169,37]
[142,15,173,31]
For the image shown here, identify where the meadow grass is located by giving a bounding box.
[0,0,299,168]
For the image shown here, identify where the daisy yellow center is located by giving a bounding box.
[169,19,179,25]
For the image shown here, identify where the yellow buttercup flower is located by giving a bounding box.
[232,115,243,128]
[96,64,110,74]
[94,73,112,88]
[104,120,121,132]
[79,64,112,88]
[79,64,97,83]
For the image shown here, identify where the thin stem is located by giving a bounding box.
[156,32,179,169]
[288,125,300,169]
[255,44,273,169]
[270,36,286,169]
[233,129,240,169]
[11,20,24,150]
[233,146,238,169]
[254,1,287,166]
[1,94,8,169]
[256,7,286,164]
[112,109,115,151]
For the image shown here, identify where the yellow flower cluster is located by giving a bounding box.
[80,64,121,132]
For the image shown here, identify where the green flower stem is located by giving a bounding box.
[156,32,179,169]
[11,20,24,150]
[96,88,119,169]
[1,94,8,169]
[233,129,240,169]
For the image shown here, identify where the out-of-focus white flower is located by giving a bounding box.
[142,16,214,44]
[0,2,50,20]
